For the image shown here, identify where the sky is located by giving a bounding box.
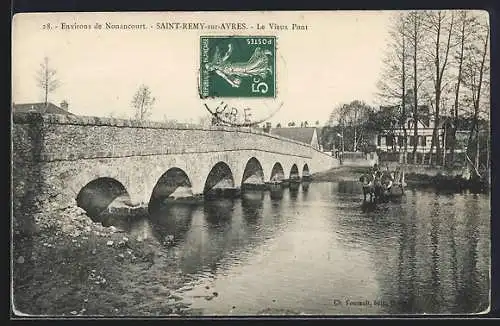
[12,11,392,125]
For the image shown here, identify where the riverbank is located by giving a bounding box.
[311,166,368,182]
[311,165,489,193]
[12,206,197,317]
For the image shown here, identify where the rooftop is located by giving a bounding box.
[257,127,318,144]
[12,102,74,115]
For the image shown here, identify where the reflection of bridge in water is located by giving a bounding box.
[146,183,312,276]
[12,112,337,233]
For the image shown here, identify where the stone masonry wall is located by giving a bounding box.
[14,113,331,161]
[12,112,338,234]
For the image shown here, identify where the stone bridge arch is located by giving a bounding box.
[241,157,265,187]
[269,162,285,182]
[302,163,311,179]
[203,161,235,194]
[76,177,130,219]
[289,163,300,180]
[148,167,193,209]
[66,165,136,206]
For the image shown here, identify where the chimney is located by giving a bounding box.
[60,100,69,111]
[263,122,272,133]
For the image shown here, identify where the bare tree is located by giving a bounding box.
[462,15,489,174]
[36,56,60,106]
[337,100,373,151]
[131,84,156,120]
[197,113,213,127]
[448,11,470,163]
[327,110,337,127]
[406,11,427,163]
[423,10,455,165]
[377,12,410,163]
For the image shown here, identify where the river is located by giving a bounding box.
[128,181,490,316]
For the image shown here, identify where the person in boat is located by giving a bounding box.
[393,167,401,184]
[359,164,382,202]
[373,170,384,199]
[380,171,395,195]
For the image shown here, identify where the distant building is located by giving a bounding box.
[258,126,321,150]
[12,101,74,115]
[375,105,466,155]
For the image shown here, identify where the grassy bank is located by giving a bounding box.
[311,166,368,182]
[12,206,196,317]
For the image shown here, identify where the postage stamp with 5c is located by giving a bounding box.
[199,36,276,98]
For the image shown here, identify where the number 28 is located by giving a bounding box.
[251,77,268,94]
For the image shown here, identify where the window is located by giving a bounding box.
[409,136,416,147]
[420,136,426,146]
[398,136,404,147]
[386,135,394,147]
[377,135,381,146]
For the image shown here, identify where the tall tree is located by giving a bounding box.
[449,10,471,164]
[131,84,156,120]
[406,11,427,163]
[462,15,489,174]
[424,11,455,165]
[36,56,60,106]
[377,12,410,163]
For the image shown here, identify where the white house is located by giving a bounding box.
[375,116,463,154]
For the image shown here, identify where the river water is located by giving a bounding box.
[142,181,490,316]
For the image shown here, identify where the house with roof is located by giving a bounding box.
[258,124,321,150]
[375,105,467,157]
[12,101,74,115]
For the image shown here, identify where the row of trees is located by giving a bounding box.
[377,10,489,169]
[323,100,378,153]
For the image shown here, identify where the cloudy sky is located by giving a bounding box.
[12,11,392,125]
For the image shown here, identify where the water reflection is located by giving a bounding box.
[100,181,489,315]
[456,196,487,313]
[360,201,377,214]
[320,181,490,315]
[289,182,300,201]
[149,204,194,245]
[337,180,362,194]
[204,198,235,228]
[269,185,284,200]
[241,190,264,227]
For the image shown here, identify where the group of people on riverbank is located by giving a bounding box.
[359,163,405,202]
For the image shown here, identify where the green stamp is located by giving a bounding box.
[200,36,276,98]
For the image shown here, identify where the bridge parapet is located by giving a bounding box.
[13,112,332,162]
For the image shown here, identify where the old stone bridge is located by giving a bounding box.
[12,112,339,233]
